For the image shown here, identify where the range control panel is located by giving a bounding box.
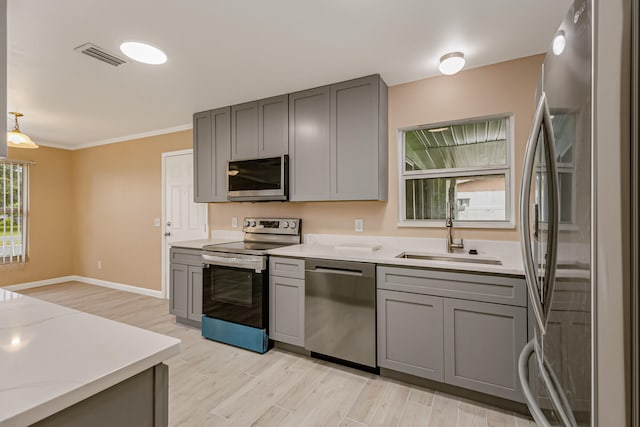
[242,218,301,235]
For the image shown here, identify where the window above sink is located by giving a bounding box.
[398,115,515,228]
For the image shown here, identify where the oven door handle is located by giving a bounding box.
[202,254,266,272]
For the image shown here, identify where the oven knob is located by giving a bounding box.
[250,221,257,227]
[289,222,296,229]
[282,221,289,228]
[243,220,250,227]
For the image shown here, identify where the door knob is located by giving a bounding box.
[164,232,171,237]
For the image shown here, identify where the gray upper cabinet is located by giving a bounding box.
[289,86,331,201]
[259,95,289,158]
[231,101,259,160]
[194,107,231,202]
[195,74,386,202]
[330,75,388,201]
[231,95,289,160]
[288,75,388,202]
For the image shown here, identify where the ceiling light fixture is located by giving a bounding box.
[438,52,465,75]
[119,42,167,65]
[552,30,566,56]
[7,112,39,149]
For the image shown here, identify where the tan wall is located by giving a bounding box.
[71,131,191,291]
[0,146,74,286]
[1,54,543,291]
[209,54,544,240]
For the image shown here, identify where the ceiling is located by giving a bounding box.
[7,0,572,149]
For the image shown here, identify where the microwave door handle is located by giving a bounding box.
[540,97,560,324]
[520,93,547,334]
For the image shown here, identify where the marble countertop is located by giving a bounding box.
[0,290,181,427]
[268,234,526,276]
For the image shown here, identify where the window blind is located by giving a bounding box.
[0,160,30,264]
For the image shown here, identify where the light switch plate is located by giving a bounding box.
[355,218,364,232]
[232,217,238,228]
[153,218,161,227]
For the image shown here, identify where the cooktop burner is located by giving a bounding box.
[202,217,302,256]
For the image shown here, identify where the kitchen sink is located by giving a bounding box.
[395,252,502,266]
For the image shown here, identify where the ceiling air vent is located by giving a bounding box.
[74,43,127,67]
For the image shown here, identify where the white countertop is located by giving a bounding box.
[170,230,244,250]
[170,238,241,250]
[268,234,526,276]
[0,290,181,427]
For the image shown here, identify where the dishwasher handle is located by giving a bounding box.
[305,258,375,279]
[311,267,364,277]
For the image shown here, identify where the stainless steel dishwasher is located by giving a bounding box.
[304,258,376,368]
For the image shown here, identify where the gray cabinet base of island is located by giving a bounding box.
[32,364,168,427]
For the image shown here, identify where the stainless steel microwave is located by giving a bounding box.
[227,155,288,201]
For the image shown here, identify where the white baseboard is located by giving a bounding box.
[4,275,165,299]
[4,276,77,291]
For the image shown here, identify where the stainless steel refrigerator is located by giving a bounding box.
[517,0,593,425]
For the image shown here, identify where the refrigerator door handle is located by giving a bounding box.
[518,340,552,427]
[519,339,578,427]
[540,97,560,322]
[520,93,548,333]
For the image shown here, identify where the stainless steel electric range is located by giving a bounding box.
[200,218,301,353]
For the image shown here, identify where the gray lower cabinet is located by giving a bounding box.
[32,364,168,427]
[377,265,527,402]
[169,263,188,319]
[169,248,203,325]
[377,289,444,381]
[193,107,231,202]
[187,265,203,322]
[269,257,305,346]
[231,95,289,160]
[443,298,526,402]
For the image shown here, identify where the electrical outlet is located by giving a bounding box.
[97,260,102,270]
[355,218,364,232]
[232,217,238,228]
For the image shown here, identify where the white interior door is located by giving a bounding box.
[162,150,208,298]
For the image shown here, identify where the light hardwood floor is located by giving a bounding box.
[18,282,536,427]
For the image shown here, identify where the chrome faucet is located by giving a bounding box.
[446,202,464,253]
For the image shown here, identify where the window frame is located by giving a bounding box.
[397,114,516,229]
[0,160,31,264]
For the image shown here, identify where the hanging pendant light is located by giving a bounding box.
[7,112,38,149]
